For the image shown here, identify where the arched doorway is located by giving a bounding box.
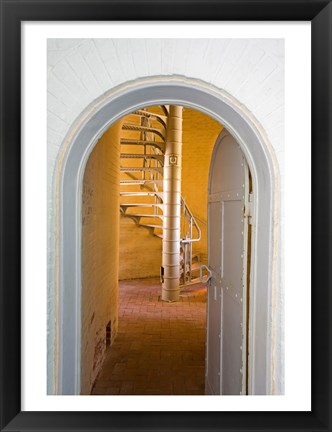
[56,78,278,395]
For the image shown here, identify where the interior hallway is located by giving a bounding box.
[92,278,207,395]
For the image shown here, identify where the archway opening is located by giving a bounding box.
[58,79,276,396]
[81,105,226,395]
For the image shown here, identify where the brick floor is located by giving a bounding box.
[92,278,207,395]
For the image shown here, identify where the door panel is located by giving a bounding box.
[209,201,222,274]
[205,200,222,395]
[206,281,221,395]
[222,199,245,298]
[222,292,244,394]
[206,130,249,395]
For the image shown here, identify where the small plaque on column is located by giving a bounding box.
[169,154,178,165]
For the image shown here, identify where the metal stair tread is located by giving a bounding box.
[120,139,165,152]
[120,180,163,186]
[190,277,202,283]
[180,277,203,288]
[127,214,163,218]
[120,167,163,173]
[120,192,164,197]
[191,262,202,271]
[120,153,164,160]
[140,224,163,229]
[120,203,163,208]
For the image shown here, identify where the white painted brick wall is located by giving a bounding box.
[47,38,284,395]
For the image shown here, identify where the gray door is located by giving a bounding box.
[206,129,250,395]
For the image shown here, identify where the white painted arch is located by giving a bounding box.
[57,76,279,395]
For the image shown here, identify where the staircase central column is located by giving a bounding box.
[162,105,183,302]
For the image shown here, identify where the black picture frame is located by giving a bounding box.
[0,1,331,431]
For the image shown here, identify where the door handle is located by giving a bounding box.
[200,265,212,283]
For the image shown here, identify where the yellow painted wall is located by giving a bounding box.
[181,108,223,261]
[81,121,122,394]
[119,215,162,278]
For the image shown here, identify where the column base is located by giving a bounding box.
[161,287,180,302]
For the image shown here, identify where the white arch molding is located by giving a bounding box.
[55,76,279,395]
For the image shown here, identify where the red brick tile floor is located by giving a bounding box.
[92,278,207,395]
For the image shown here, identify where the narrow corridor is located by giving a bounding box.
[92,278,207,395]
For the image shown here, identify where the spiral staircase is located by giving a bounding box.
[119,106,203,287]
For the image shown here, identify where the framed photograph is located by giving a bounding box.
[1,1,331,431]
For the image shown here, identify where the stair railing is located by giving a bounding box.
[181,197,201,242]
[180,197,201,284]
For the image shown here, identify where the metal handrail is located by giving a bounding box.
[132,109,167,129]
[192,214,207,226]
[180,197,201,243]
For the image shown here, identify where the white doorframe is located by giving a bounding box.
[56,76,279,395]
